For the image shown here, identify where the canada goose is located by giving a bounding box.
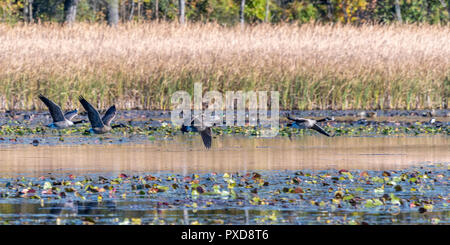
[358,111,377,118]
[429,118,443,128]
[180,103,222,149]
[287,114,334,137]
[178,102,222,149]
[181,115,216,149]
[78,96,124,134]
[38,94,85,129]
[422,109,436,117]
[6,110,34,121]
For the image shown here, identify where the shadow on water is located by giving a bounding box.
[0,136,448,176]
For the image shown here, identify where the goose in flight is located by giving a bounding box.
[181,104,221,149]
[78,96,124,134]
[181,115,214,149]
[179,102,221,149]
[287,114,334,137]
[38,94,85,129]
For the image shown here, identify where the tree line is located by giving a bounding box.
[1,0,449,26]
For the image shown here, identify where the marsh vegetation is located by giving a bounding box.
[0,23,448,111]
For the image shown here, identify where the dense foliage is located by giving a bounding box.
[1,0,449,25]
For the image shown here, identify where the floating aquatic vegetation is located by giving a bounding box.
[0,121,448,140]
[0,163,447,225]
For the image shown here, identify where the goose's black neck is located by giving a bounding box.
[316,117,332,122]
[112,124,126,129]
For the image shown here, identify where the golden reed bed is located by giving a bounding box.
[0,22,448,110]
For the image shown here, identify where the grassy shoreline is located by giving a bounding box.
[0,22,448,111]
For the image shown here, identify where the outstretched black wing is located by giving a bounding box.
[78,96,104,128]
[311,124,332,137]
[38,95,65,122]
[199,127,212,149]
[102,105,116,126]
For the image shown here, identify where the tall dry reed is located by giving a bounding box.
[0,22,448,110]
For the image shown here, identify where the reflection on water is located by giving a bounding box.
[0,136,448,175]
[1,202,446,225]
[0,166,448,225]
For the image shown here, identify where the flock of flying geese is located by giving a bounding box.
[38,95,334,149]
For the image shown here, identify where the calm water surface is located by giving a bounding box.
[0,136,448,176]
[0,136,448,225]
